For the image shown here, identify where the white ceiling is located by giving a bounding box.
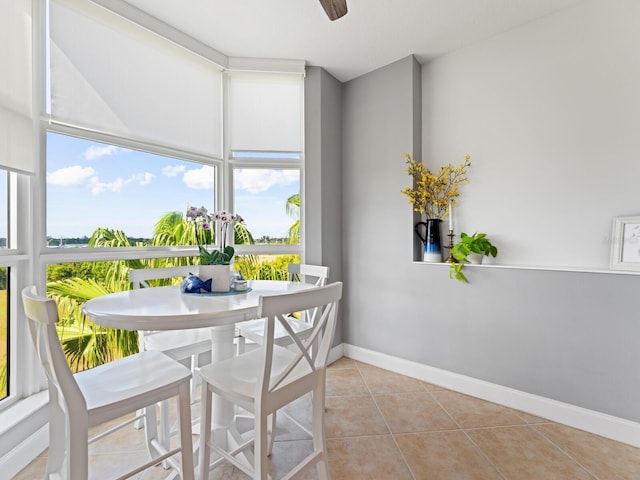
[124,0,584,82]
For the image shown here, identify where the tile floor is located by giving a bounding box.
[15,357,640,479]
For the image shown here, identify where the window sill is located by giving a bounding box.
[0,390,48,457]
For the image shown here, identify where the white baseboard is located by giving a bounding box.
[328,343,344,366]
[342,343,640,448]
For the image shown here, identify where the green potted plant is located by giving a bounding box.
[449,232,498,283]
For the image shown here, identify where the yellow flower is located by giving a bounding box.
[400,153,471,219]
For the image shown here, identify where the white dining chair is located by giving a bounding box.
[129,266,211,444]
[198,281,342,480]
[235,263,330,354]
[130,266,213,384]
[21,285,195,480]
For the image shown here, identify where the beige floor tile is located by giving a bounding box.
[325,395,389,438]
[202,462,248,480]
[273,407,313,442]
[202,440,321,480]
[421,380,449,391]
[88,413,149,454]
[395,430,504,480]
[468,425,595,479]
[13,454,47,479]
[327,435,413,480]
[279,393,314,435]
[535,423,640,480]
[513,410,550,424]
[432,390,527,428]
[270,439,319,480]
[86,451,166,480]
[325,368,368,396]
[373,392,458,433]
[15,359,640,480]
[358,365,428,394]
[328,357,357,369]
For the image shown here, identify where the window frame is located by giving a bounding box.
[2,0,307,413]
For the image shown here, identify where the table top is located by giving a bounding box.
[82,280,316,331]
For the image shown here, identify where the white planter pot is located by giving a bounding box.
[468,253,484,265]
[198,264,230,292]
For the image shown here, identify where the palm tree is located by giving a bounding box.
[286,193,300,244]
[49,210,257,371]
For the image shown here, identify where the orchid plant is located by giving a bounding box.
[186,206,244,265]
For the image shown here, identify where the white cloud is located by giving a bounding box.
[47,166,96,186]
[162,165,186,177]
[89,176,127,195]
[134,172,154,185]
[234,169,299,194]
[183,165,216,189]
[84,144,121,160]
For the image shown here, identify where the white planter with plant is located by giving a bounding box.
[450,232,498,283]
[186,206,244,292]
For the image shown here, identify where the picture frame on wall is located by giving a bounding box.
[610,215,640,271]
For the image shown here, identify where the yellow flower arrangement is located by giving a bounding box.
[401,153,471,219]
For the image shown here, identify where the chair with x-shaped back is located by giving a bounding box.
[21,285,195,480]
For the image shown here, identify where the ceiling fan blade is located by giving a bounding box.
[319,0,348,21]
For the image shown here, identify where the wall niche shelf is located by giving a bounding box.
[412,261,640,276]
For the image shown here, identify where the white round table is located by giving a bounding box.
[82,280,315,330]
[82,280,316,454]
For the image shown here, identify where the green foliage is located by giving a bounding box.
[449,232,498,284]
[234,254,299,281]
[0,288,7,398]
[256,263,289,280]
[47,278,139,371]
[199,245,235,265]
[0,355,6,399]
[286,193,300,244]
[46,203,295,373]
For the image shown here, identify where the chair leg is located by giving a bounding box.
[133,408,145,430]
[267,412,276,456]
[67,414,89,480]
[198,383,213,480]
[190,354,199,402]
[236,335,246,355]
[177,382,195,480]
[144,402,159,459]
[311,387,330,480]
[158,400,171,468]
[254,410,270,480]
[46,390,66,478]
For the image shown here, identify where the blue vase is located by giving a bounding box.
[414,219,442,262]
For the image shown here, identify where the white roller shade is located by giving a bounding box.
[0,0,35,175]
[49,0,223,158]
[229,72,304,153]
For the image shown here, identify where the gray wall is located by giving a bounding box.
[423,0,640,269]
[341,2,640,423]
[305,66,344,343]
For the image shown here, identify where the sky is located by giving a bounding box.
[45,132,300,240]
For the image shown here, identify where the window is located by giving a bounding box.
[0,267,8,401]
[227,70,305,254]
[0,169,6,249]
[46,132,218,244]
[233,168,301,245]
[39,3,307,379]
[0,169,8,400]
